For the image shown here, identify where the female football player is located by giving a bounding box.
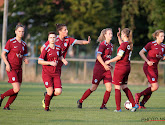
[105,28,139,112]
[77,28,113,109]
[38,31,68,111]
[0,24,29,110]
[40,24,91,107]
[135,29,165,109]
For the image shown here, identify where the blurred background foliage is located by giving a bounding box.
[0,0,165,59]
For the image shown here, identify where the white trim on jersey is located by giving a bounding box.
[4,49,9,53]
[97,51,102,54]
[38,58,44,60]
[71,39,77,46]
[143,48,147,52]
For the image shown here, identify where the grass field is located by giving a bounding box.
[0,82,165,125]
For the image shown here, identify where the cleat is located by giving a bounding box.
[44,92,47,97]
[0,94,3,107]
[139,102,146,109]
[45,108,51,111]
[130,104,139,112]
[42,99,45,108]
[77,100,82,108]
[135,93,141,104]
[114,109,122,112]
[3,107,10,110]
[100,107,108,109]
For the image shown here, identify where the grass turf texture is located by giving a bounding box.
[0,82,165,125]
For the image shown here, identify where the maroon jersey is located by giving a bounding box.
[115,42,132,67]
[95,41,113,69]
[39,44,61,75]
[143,41,165,68]
[42,36,77,70]
[4,37,28,69]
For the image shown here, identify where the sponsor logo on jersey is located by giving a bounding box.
[12,77,16,81]
[47,49,50,52]
[13,41,17,43]
[49,53,52,56]
[65,39,69,41]
[106,55,111,58]
[45,82,48,86]
[64,43,67,47]
[56,47,60,50]
[16,53,23,58]
[107,48,109,50]
[14,46,18,48]
[94,79,98,83]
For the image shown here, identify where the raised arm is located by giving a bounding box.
[117,28,123,45]
[75,36,91,45]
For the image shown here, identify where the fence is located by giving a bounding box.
[1,58,165,85]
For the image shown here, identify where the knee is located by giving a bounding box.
[55,91,62,96]
[106,87,112,92]
[152,84,159,92]
[13,88,20,93]
[90,87,97,91]
[47,91,53,96]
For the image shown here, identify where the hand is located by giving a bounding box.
[6,64,11,72]
[24,58,29,64]
[84,36,91,44]
[50,61,57,67]
[117,28,121,37]
[109,64,113,70]
[104,64,111,71]
[105,60,110,65]
[63,60,68,65]
[147,61,154,66]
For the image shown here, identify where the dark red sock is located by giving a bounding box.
[79,89,93,103]
[139,87,152,96]
[115,89,121,110]
[4,93,18,108]
[101,91,110,108]
[123,88,135,107]
[141,92,152,105]
[45,94,51,110]
[1,89,15,99]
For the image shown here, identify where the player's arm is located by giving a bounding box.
[38,59,57,66]
[40,45,45,52]
[105,55,121,65]
[117,28,123,45]
[97,53,110,71]
[162,56,165,60]
[75,36,91,45]
[139,49,154,66]
[1,51,11,72]
[59,56,68,65]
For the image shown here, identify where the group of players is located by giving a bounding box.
[0,24,164,112]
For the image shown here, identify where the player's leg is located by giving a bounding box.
[77,84,98,108]
[122,84,135,107]
[45,87,53,111]
[114,85,122,112]
[100,82,112,109]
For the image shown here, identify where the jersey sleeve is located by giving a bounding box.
[69,37,77,46]
[97,42,106,55]
[4,40,11,53]
[23,43,28,56]
[143,42,151,52]
[38,48,47,60]
[117,43,126,57]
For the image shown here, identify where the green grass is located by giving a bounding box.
[0,82,165,125]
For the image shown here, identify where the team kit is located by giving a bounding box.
[0,24,165,112]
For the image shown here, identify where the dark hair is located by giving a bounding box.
[48,31,56,37]
[15,24,24,30]
[122,28,133,51]
[56,24,66,33]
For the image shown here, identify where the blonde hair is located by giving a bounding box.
[152,29,164,39]
[97,28,112,42]
[122,28,133,51]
